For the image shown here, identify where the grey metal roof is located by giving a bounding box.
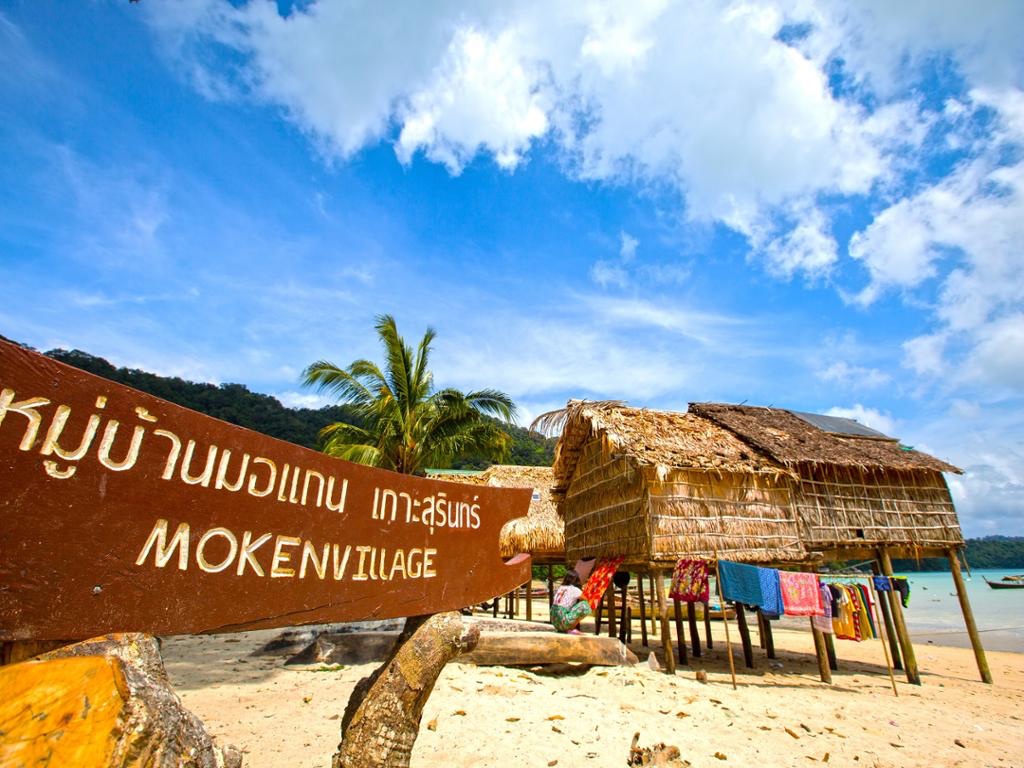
[789,410,893,439]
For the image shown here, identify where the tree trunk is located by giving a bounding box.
[334,612,478,768]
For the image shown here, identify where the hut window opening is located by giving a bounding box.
[532,490,541,501]
[854,528,865,539]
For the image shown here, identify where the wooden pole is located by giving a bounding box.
[686,602,701,657]
[648,575,658,638]
[878,547,920,685]
[703,602,713,649]
[607,583,618,639]
[594,593,604,635]
[948,548,992,684]
[673,598,688,665]
[762,614,776,660]
[824,632,837,671]
[734,603,754,669]
[637,575,649,647]
[872,564,903,670]
[618,583,629,644]
[547,564,555,606]
[756,611,767,649]
[868,586,899,697]
[653,570,676,675]
[525,580,533,622]
[714,562,737,690]
[810,622,832,684]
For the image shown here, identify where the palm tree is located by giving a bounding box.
[302,314,515,475]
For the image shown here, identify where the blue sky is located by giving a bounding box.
[2,1,1022,536]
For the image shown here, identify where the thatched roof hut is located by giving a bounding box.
[430,465,564,563]
[547,401,964,567]
[689,403,963,559]
[547,401,807,567]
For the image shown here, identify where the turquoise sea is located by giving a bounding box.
[898,569,1024,653]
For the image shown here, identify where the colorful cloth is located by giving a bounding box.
[872,575,891,592]
[580,556,624,610]
[669,559,710,603]
[551,600,592,632]
[833,585,863,641]
[718,561,763,606]
[778,571,824,616]
[857,584,876,638]
[553,584,583,609]
[757,567,784,617]
[892,577,911,608]
[811,584,833,633]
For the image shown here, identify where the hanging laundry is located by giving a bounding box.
[831,585,862,641]
[669,559,710,603]
[718,561,764,606]
[580,556,625,610]
[856,584,877,639]
[758,567,784,618]
[872,575,892,592]
[811,583,833,634]
[573,558,597,582]
[778,571,824,616]
[892,576,911,608]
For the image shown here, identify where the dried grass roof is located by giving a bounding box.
[689,403,962,474]
[432,465,563,559]
[549,400,787,497]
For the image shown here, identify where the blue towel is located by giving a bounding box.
[872,575,892,592]
[758,567,784,617]
[718,561,764,606]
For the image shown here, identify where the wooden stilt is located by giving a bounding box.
[811,622,832,684]
[513,584,520,618]
[879,548,920,685]
[637,575,649,647]
[492,595,499,618]
[762,614,776,659]
[868,586,899,697]
[618,583,629,643]
[686,602,701,657]
[525,580,533,622]
[673,598,688,665]
[872,563,903,670]
[948,548,992,684]
[756,611,767,649]
[703,602,713,649]
[594,593,604,635]
[547,564,555,606]
[607,583,618,639]
[648,575,658,638]
[714,562,737,689]
[824,632,837,671]
[734,603,754,669]
[653,570,675,674]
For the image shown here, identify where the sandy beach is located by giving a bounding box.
[161,599,1024,768]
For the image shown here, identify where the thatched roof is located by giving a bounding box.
[432,465,563,560]
[549,400,787,499]
[689,403,962,474]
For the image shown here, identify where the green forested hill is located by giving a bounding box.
[891,536,1024,571]
[43,347,556,467]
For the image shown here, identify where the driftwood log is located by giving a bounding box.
[0,633,240,768]
[334,612,479,768]
[457,631,638,667]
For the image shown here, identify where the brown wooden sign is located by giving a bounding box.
[0,340,531,641]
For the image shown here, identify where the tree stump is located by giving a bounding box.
[334,612,479,768]
[1,633,241,768]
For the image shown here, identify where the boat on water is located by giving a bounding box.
[983,575,1024,590]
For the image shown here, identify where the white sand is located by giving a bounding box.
[162,605,1024,768]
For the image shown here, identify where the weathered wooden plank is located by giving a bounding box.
[0,339,531,641]
[457,632,638,667]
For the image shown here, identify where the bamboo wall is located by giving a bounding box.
[792,465,964,550]
[562,436,650,563]
[646,467,805,564]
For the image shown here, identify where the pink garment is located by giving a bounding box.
[573,558,597,582]
[778,571,824,616]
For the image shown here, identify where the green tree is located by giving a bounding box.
[302,314,516,475]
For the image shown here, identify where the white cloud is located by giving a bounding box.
[274,390,334,410]
[817,361,891,389]
[589,259,629,288]
[619,230,638,262]
[825,404,897,436]
[762,206,837,278]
